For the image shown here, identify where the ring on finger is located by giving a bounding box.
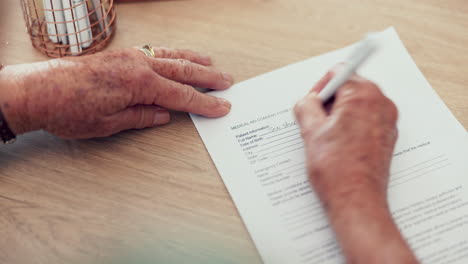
[139,44,155,58]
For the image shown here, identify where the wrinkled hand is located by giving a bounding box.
[0,47,233,139]
[294,70,398,208]
[294,70,420,264]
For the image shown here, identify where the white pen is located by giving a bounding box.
[318,34,379,102]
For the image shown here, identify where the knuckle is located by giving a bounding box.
[294,100,307,120]
[293,103,303,116]
[165,64,179,80]
[178,59,193,78]
[118,48,133,57]
[117,107,145,130]
[342,81,384,105]
[129,107,144,129]
[121,49,140,62]
[177,58,189,65]
[168,85,185,100]
[183,86,197,107]
[152,47,173,59]
[359,81,379,93]
[364,84,383,100]
[340,80,360,92]
[356,82,380,98]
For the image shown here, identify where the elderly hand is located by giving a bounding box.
[294,70,418,263]
[0,47,233,139]
[294,71,398,207]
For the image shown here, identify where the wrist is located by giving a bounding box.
[310,165,389,213]
[329,197,417,263]
[0,64,36,135]
[322,177,391,241]
[315,175,418,263]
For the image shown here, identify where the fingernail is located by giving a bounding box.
[218,98,232,111]
[153,111,170,126]
[222,72,234,84]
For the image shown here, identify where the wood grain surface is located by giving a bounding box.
[0,0,467,263]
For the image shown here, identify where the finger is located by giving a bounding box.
[153,47,213,66]
[311,65,367,113]
[148,58,234,90]
[294,92,327,134]
[140,75,231,118]
[108,105,171,132]
[310,70,335,93]
[333,76,382,106]
[309,63,345,94]
[330,76,391,121]
[310,62,366,94]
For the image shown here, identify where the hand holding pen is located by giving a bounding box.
[293,36,418,264]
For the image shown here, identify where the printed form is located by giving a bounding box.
[190,28,468,264]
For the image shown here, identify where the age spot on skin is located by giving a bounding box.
[169,67,178,79]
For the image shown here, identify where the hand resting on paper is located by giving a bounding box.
[0,47,233,139]
[294,70,420,264]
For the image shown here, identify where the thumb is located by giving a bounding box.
[109,105,171,132]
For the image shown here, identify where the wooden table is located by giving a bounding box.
[1,0,467,263]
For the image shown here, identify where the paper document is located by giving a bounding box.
[190,27,468,264]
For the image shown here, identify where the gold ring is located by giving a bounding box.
[139,44,155,57]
